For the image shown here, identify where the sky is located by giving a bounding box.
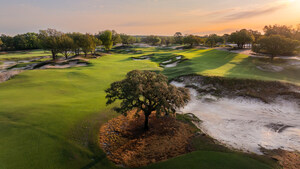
[0,0,299,35]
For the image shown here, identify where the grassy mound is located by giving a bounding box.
[99,111,195,167]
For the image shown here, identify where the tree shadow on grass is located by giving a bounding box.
[162,50,239,79]
[224,57,300,84]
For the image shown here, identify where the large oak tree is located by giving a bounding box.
[105,70,190,130]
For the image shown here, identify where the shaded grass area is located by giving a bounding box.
[139,151,272,169]
[163,49,300,85]
[0,46,296,169]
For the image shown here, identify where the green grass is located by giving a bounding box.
[163,48,300,85]
[139,151,272,169]
[0,49,52,60]
[0,53,160,169]
[1,47,296,169]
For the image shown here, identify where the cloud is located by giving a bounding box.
[182,8,236,17]
[117,21,179,27]
[182,0,290,22]
[224,2,288,20]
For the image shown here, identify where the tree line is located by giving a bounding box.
[1,24,299,59]
[0,29,139,60]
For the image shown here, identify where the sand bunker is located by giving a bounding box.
[256,65,284,72]
[164,61,180,68]
[172,81,300,154]
[0,70,22,83]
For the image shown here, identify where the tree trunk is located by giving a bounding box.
[144,113,150,131]
[64,52,68,59]
[270,55,275,61]
[51,50,56,60]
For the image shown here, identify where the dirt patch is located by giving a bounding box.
[99,111,195,167]
[261,148,300,169]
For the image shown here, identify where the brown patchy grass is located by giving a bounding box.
[98,111,195,167]
[261,148,300,169]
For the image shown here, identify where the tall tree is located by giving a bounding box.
[205,34,223,48]
[255,35,300,59]
[58,34,74,59]
[39,29,63,60]
[0,34,14,51]
[174,32,183,44]
[0,38,3,49]
[67,32,84,55]
[263,25,293,38]
[228,29,254,49]
[97,30,113,51]
[160,36,174,46]
[13,34,28,50]
[144,35,161,46]
[120,34,136,46]
[112,30,122,46]
[80,34,100,57]
[105,70,190,130]
[222,34,230,44]
[183,35,202,47]
[248,30,262,44]
[295,24,300,41]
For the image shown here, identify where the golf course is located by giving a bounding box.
[1,46,299,169]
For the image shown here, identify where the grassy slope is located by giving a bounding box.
[0,53,160,169]
[1,47,296,169]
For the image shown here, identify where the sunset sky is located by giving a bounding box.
[0,0,299,35]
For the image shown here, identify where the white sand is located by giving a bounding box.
[172,82,300,154]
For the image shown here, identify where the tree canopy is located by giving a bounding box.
[183,35,202,47]
[97,30,113,51]
[112,30,122,45]
[105,70,190,130]
[174,32,183,44]
[228,29,254,48]
[143,35,162,46]
[160,36,174,46]
[0,38,3,47]
[39,29,63,60]
[255,35,300,59]
[263,25,294,38]
[58,34,74,59]
[120,34,136,45]
[205,34,223,48]
[80,34,101,57]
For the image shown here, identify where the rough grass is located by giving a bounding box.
[0,49,52,60]
[139,151,273,169]
[0,46,296,169]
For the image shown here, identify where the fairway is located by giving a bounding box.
[0,47,296,169]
